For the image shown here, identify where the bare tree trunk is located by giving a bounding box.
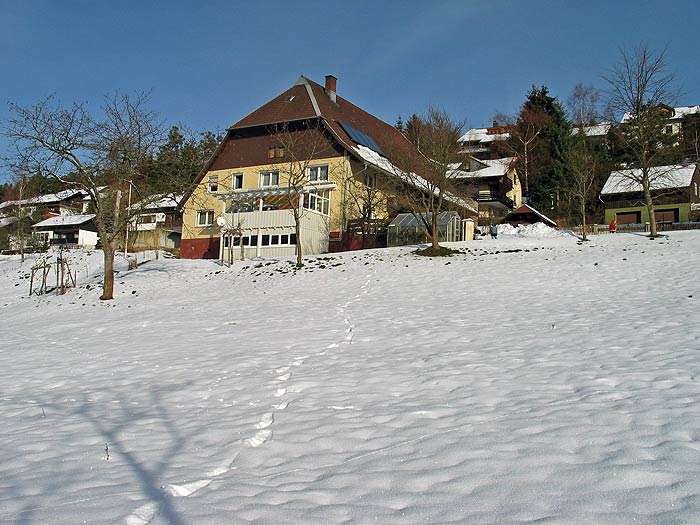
[101,243,115,300]
[642,176,658,237]
[431,214,440,250]
[294,214,303,268]
[581,200,588,241]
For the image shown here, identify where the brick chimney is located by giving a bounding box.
[325,75,337,103]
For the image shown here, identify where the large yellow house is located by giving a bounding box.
[180,75,475,261]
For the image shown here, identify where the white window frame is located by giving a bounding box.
[196,209,215,227]
[260,170,280,187]
[307,164,329,182]
[232,173,244,190]
[303,190,331,216]
[207,175,219,193]
[364,173,377,188]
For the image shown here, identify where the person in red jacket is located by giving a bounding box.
[609,219,617,233]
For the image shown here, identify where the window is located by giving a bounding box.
[303,190,330,215]
[207,175,219,193]
[230,233,296,247]
[140,214,157,224]
[260,171,279,187]
[232,173,243,189]
[196,209,215,227]
[307,164,329,182]
[665,125,674,135]
[364,173,377,188]
[268,146,285,159]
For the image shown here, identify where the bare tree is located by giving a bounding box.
[567,83,602,129]
[388,107,469,252]
[603,44,681,237]
[344,170,387,249]
[269,120,335,268]
[566,84,605,240]
[4,92,162,299]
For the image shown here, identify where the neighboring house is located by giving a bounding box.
[621,105,700,138]
[600,163,700,225]
[459,124,511,160]
[0,189,88,219]
[449,157,522,225]
[180,74,476,260]
[571,122,612,144]
[0,216,20,251]
[32,214,98,249]
[503,203,558,228]
[130,194,183,251]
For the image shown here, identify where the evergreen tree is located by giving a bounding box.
[145,126,222,195]
[510,86,572,220]
[679,113,700,162]
[404,113,423,149]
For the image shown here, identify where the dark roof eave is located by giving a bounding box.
[227,116,321,132]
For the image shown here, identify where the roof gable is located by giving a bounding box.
[601,164,698,195]
[230,76,415,164]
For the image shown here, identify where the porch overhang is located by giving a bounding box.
[216,182,337,201]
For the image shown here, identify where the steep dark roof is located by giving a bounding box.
[231,75,423,168]
[504,204,557,228]
[181,75,430,209]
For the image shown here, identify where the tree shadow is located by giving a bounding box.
[4,380,200,524]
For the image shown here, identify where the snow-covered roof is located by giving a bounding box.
[0,189,87,210]
[140,194,183,210]
[0,216,19,228]
[353,145,477,214]
[506,203,557,228]
[671,106,700,118]
[32,214,96,228]
[459,127,510,144]
[571,122,612,137]
[449,157,515,180]
[601,164,697,195]
[621,105,700,124]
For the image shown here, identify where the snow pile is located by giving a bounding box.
[2,233,700,524]
[497,221,573,237]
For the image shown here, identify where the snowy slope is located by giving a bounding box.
[2,231,700,524]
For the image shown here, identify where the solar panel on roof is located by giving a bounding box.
[338,121,384,155]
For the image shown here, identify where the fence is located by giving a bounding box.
[572,222,700,236]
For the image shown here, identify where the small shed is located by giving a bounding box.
[33,214,98,249]
[503,204,557,228]
[387,211,463,246]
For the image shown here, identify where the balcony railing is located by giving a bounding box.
[476,191,514,209]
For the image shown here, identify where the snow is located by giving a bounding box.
[601,164,697,195]
[0,189,86,211]
[459,128,510,144]
[450,158,514,180]
[139,195,183,210]
[353,145,478,214]
[0,216,19,228]
[621,105,700,124]
[571,122,612,137]
[3,231,700,524]
[496,222,573,237]
[32,214,96,227]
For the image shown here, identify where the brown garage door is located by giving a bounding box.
[616,211,641,224]
[655,209,679,223]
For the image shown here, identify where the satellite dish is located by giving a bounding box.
[216,216,225,227]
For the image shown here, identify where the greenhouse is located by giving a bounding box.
[387,211,469,246]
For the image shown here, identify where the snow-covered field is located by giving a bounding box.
[2,228,700,524]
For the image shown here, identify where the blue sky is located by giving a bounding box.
[1,0,699,182]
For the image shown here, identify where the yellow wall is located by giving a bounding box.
[182,154,390,241]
